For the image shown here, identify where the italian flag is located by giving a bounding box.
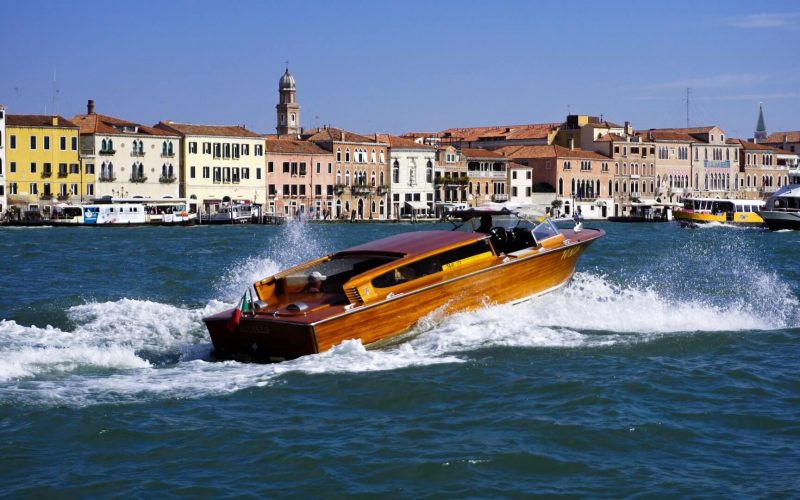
[227,290,251,331]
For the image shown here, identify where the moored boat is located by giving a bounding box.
[757,184,800,230]
[673,197,764,226]
[203,209,603,362]
[203,202,259,224]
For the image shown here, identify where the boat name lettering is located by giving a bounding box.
[239,322,271,335]
[561,246,582,260]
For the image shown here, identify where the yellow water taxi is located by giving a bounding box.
[673,198,765,226]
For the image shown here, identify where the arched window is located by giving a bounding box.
[162,142,168,155]
[426,160,433,183]
[168,142,173,155]
[608,180,612,196]
[371,201,376,213]
[371,149,376,163]
[379,150,385,163]
[168,164,174,177]
[336,169,342,184]
[108,139,114,151]
[345,148,350,162]
[558,178,563,195]
[392,160,400,183]
[379,171,384,186]
[371,171,376,186]
[101,139,107,151]
[345,169,350,186]
[290,113,295,126]
[162,164,167,177]
[336,148,341,162]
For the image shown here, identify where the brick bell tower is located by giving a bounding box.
[276,67,300,136]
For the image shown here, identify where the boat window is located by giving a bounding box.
[532,218,560,243]
[372,240,493,288]
[287,254,397,293]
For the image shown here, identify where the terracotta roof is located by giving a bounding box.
[461,147,505,159]
[153,121,262,138]
[6,114,78,129]
[375,134,435,150]
[584,121,623,129]
[71,113,177,137]
[638,130,694,142]
[302,126,384,144]
[496,144,609,161]
[596,133,626,142]
[728,138,786,153]
[438,122,559,142]
[265,138,330,155]
[764,131,800,143]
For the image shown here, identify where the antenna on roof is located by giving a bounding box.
[52,67,60,115]
[285,60,289,71]
[684,87,691,128]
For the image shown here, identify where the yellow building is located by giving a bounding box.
[6,115,95,212]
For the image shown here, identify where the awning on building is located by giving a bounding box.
[405,201,430,211]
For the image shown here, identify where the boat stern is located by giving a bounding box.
[203,309,318,362]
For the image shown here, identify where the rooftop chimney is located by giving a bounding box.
[87,99,95,115]
[52,116,58,126]
[569,137,575,150]
[340,130,345,141]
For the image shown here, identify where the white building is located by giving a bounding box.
[378,134,436,219]
[508,162,533,205]
[0,105,6,214]
[72,100,181,200]
[154,121,266,214]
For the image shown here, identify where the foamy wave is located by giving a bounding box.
[1,260,797,406]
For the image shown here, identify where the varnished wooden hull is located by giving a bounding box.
[205,229,602,362]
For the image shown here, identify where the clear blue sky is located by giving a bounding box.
[3,0,799,139]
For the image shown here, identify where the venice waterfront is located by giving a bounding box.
[1,221,798,497]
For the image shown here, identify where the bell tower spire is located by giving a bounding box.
[754,102,767,142]
[276,67,300,136]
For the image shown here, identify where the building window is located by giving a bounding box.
[10,135,16,149]
[336,148,341,162]
[72,137,78,151]
[10,162,16,173]
[30,136,37,150]
[190,166,196,178]
[87,184,94,196]
[345,148,350,162]
[30,183,38,195]
[30,162,37,174]
[426,160,433,183]
[328,162,332,174]
[283,162,290,174]
[392,160,400,183]
[44,136,50,150]
[256,168,262,180]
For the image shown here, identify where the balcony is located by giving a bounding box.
[377,185,390,196]
[435,175,468,186]
[58,171,68,178]
[351,185,371,196]
[80,147,95,156]
[159,175,177,184]
[39,193,53,200]
[130,176,148,183]
[334,184,346,195]
[98,175,116,182]
[99,149,116,155]
[131,150,145,157]
[161,152,175,158]
[467,170,506,179]
[41,170,52,178]
[57,194,70,201]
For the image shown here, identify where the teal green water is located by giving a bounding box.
[1,222,799,496]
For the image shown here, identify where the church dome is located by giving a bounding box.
[279,69,295,90]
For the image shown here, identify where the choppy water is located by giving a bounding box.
[1,222,799,496]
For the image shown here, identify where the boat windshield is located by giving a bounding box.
[285,254,398,293]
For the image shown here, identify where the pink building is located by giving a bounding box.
[264,138,335,218]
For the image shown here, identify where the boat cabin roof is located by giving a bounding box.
[336,230,486,259]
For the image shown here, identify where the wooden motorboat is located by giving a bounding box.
[203,209,604,362]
